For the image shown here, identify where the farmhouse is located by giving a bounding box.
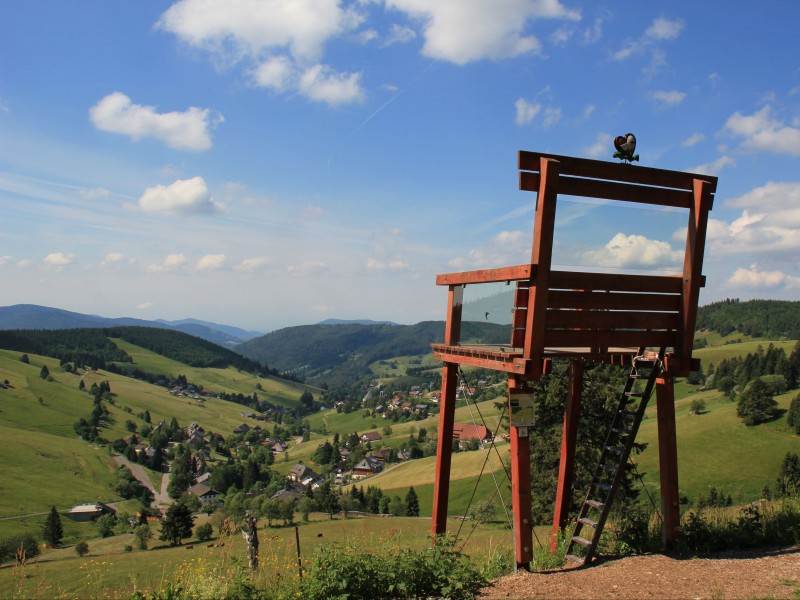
[289,463,319,486]
[453,423,493,446]
[67,502,116,522]
[359,431,382,443]
[351,456,383,479]
[187,482,221,505]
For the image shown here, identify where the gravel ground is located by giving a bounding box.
[480,547,800,599]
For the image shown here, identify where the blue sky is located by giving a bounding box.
[1,1,799,332]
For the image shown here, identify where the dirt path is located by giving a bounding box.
[111,455,170,508]
[480,547,800,599]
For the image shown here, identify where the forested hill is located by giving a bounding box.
[236,320,508,384]
[696,299,800,339]
[0,326,276,376]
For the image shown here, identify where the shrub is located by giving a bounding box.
[301,536,486,599]
[75,541,89,557]
[195,523,213,542]
[0,533,41,563]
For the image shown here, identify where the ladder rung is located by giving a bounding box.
[578,517,598,528]
[585,499,605,510]
[599,463,617,472]
[592,481,612,491]
[611,427,633,436]
[571,535,593,547]
[625,391,644,397]
[564,554,584,565]
[605,445,624,454]
[618,409,638,418]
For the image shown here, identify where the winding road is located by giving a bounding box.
[112,455,172,508]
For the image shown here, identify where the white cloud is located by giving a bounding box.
[542,106,562,127]
[707,182,800,258]
[158,0,363,63]
[251,55,294,91]
[515,98,541,126]
[196,254,226,270]
[645,17,684,41]
[235,257,271,273]
[384,23,416,46]
[612,16,683,62]
[44,252,76,267]
[17,259,32,268]
[682,132,705,147]
[300,204,325,220]
[494,230,523,245]
[0,255,12,266]
[366,257,410,270]
[148,253,188,273]
[159,0,365,106]
[139,177,223,216]
[100,253,125,267]
[80,187,111,200]
[298,64,364,106]
[387,0,580,65]
[138,302,154,310]
[727,264,800,289]
[651,90,686,107]
[582,233,682,270]
[583,133,610,158]
[690,155,735,176]
[89,92,222,151]
[723,105,800,156]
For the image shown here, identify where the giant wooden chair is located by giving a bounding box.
[431,151,716,568]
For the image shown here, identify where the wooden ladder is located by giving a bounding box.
[564,347,665,566]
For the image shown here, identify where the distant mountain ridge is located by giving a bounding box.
[0,304,263,347]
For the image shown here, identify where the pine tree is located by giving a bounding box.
[787,393,800,435]
[42,506,63,548]
[405,486,420,517]
[160,503,195,546]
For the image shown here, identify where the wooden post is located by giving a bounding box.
[523,158,559,379]
[509,377,533,569]
[431,284,463,537]
[656,376,680,549]
[551,359,583,552]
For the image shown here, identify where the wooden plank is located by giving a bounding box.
[548,290,681,312]
[545,310,680,331]
[432,348,528,374]
[520,172,694,209]
[432,362,459,536]
[444,285,464,348]
[549,271,684,293]
[518,150,718,194]
[436,264,535,286]
[543,329,677,348]
[656,377,680,549]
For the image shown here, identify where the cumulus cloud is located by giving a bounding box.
[723,105,800,156]
[384,23,416,46]
[387,0,580,65]
[581,233,682,270]
[100,253,125,268]
[583,133,610,158]
[158,0,365,107]
[148,253,188,273]
[706,182,800,258]
[298,64,364,106]
[90,92,222,151]
[44,252,76,267]
[0,256,12,266]
[139,177,223,216]
[727,264,800,290]
[196,254,226,270]
[682,132,705,147]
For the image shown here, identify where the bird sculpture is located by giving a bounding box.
[613,133,639,163]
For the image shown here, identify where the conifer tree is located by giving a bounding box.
[405,486,420,517]
[42,506,63,548]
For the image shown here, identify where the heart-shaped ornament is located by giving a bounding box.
[613,133,638,162]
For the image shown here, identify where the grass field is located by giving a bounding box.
[0,514,541,599]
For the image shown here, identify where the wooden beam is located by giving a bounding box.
[545,310,680,331]
[677,179,713,373]
[548,290,681,312]
[543,329,677,348]
[519,150,718,194]
[552,360,583,552]
[549,271,684,294]
[436,264,536,286]
[520,172,696,209]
